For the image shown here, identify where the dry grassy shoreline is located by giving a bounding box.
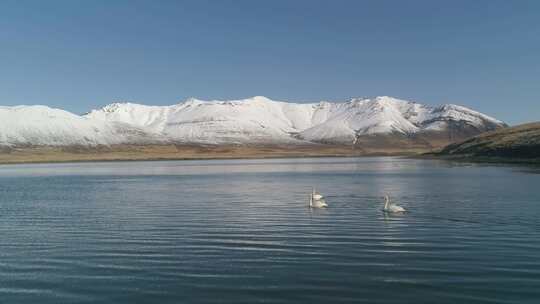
[0,144,428,165]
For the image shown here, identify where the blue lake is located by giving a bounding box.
[0,157,539,303]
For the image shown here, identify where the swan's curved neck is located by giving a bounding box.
[384,196,389,209]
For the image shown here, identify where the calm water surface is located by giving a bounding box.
[0,157,539,303]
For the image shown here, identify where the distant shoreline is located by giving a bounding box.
[0,144,426,165]
[2,144,536,166]
[416,154,540,165]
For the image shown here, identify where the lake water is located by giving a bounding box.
[0,157,539,303]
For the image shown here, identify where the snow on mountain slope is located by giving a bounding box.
[0,105,163,147]
[299,97,424,142]
[0,96,504,147]
[420,104,504,131]
[87,96,315,144]
[87,96,506,144]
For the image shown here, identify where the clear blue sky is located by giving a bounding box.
[0,0,538,124]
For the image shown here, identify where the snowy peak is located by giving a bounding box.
[86,96,505,145]
[430,103,504,124]
[0,96,505,148]
[0,105,114,146]
[0,105,165,147]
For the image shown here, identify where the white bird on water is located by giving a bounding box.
[382,195,406,213]
[309,188,328,208]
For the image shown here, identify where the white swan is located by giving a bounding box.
[309,188,328,208]
[382,195,405,213]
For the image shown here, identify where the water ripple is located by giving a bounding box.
[1,158,539,303]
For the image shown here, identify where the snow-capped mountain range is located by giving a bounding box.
[0,96,506,147]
